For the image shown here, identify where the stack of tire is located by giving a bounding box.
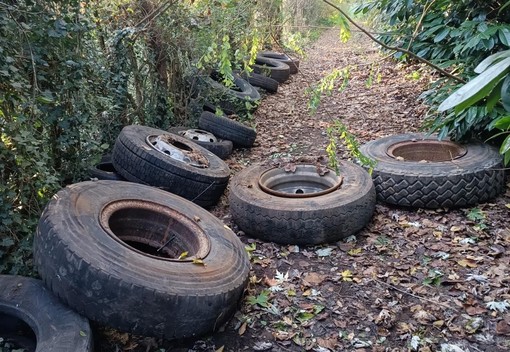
[1,124,252,350]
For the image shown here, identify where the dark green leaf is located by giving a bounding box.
[434,28,450,43]
[487,80,503,112]
[500,134,510,154]
[499,28,510,47]
[494,116,510,130]
[502,75,510,111]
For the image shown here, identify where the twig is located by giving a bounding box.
[371,278,460,312]
[320,0,465,84]
[407,0,437,50]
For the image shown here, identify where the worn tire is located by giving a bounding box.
[199,111,256,148]
[229,162,376,245]
[0,275,92,352]
[238,71,279,93]
[33,181,250,340]
[252,56,290,83]
[168,127,233,160]
[89,160,125,181]
[258,51,299,74]
[112,125,230,207]
[360,133,506,208]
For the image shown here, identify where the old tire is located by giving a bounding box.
[33,181,250,340]
[168,127,233,160]
[199,111,256,148]
[229,162,376,245]
[360,133,506,208]
[238,71,279,93]
[112,125,230,207]
[258,51,299,74]
[89,160,125,181]
[252,56,290,83]
[0,275,92,352]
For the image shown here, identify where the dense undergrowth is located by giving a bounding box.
[0,0,332,274]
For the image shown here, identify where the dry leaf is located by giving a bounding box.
[238,322,247,335]
[457,258,478,268]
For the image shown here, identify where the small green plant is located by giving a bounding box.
[422,269,443,286]
[325,120,376,175]
[466,207,488,231]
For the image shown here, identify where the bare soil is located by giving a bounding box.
[97,29,510,352]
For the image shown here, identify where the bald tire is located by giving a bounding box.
[33,181,250,340]
[112,125,230,207]
[0,275,92,352]
[229,161,376,245]
[360,133,506,208]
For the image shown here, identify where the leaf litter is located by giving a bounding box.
[97,29,510,352]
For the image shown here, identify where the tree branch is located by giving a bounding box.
[321,0,465,84]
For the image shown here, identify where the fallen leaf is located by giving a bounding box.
[496,320,510,335]
[348,247,362,256]
[238,322,247,335]
[303,272,325,285]
[457,258,477,268]
[193,216,201,222]
[192,258,206,266]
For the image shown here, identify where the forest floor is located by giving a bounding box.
[98,29,510,352]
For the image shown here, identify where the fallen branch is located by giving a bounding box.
[371,278,460,312]
[321,0,465,84]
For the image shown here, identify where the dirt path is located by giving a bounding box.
[99,29,510,352]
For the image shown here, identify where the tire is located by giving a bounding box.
[238,71,279,93]
[168,127,234,160]
[112,125,230,207]
[0,275,92,352]
[199,111,256,148]
[258,51,299,74]
[33,181,250,340]
[252,56,290,83]
[204,73,260,115]
[89,160,125,181]
[360,133,506,208]
[229,162,376,245]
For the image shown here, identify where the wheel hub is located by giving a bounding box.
[258,164,342,198]
[147,134,209,168]
[386,139,467,162]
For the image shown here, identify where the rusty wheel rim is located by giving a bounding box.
[386,139,467,162]
[258,164,342,198]
[100,200,210,261]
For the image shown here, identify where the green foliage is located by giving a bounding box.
[435,50,510,164]
[307,67,350,113]
[326,120,376,175]
[353,0,510,164]
[1,0,330,275]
